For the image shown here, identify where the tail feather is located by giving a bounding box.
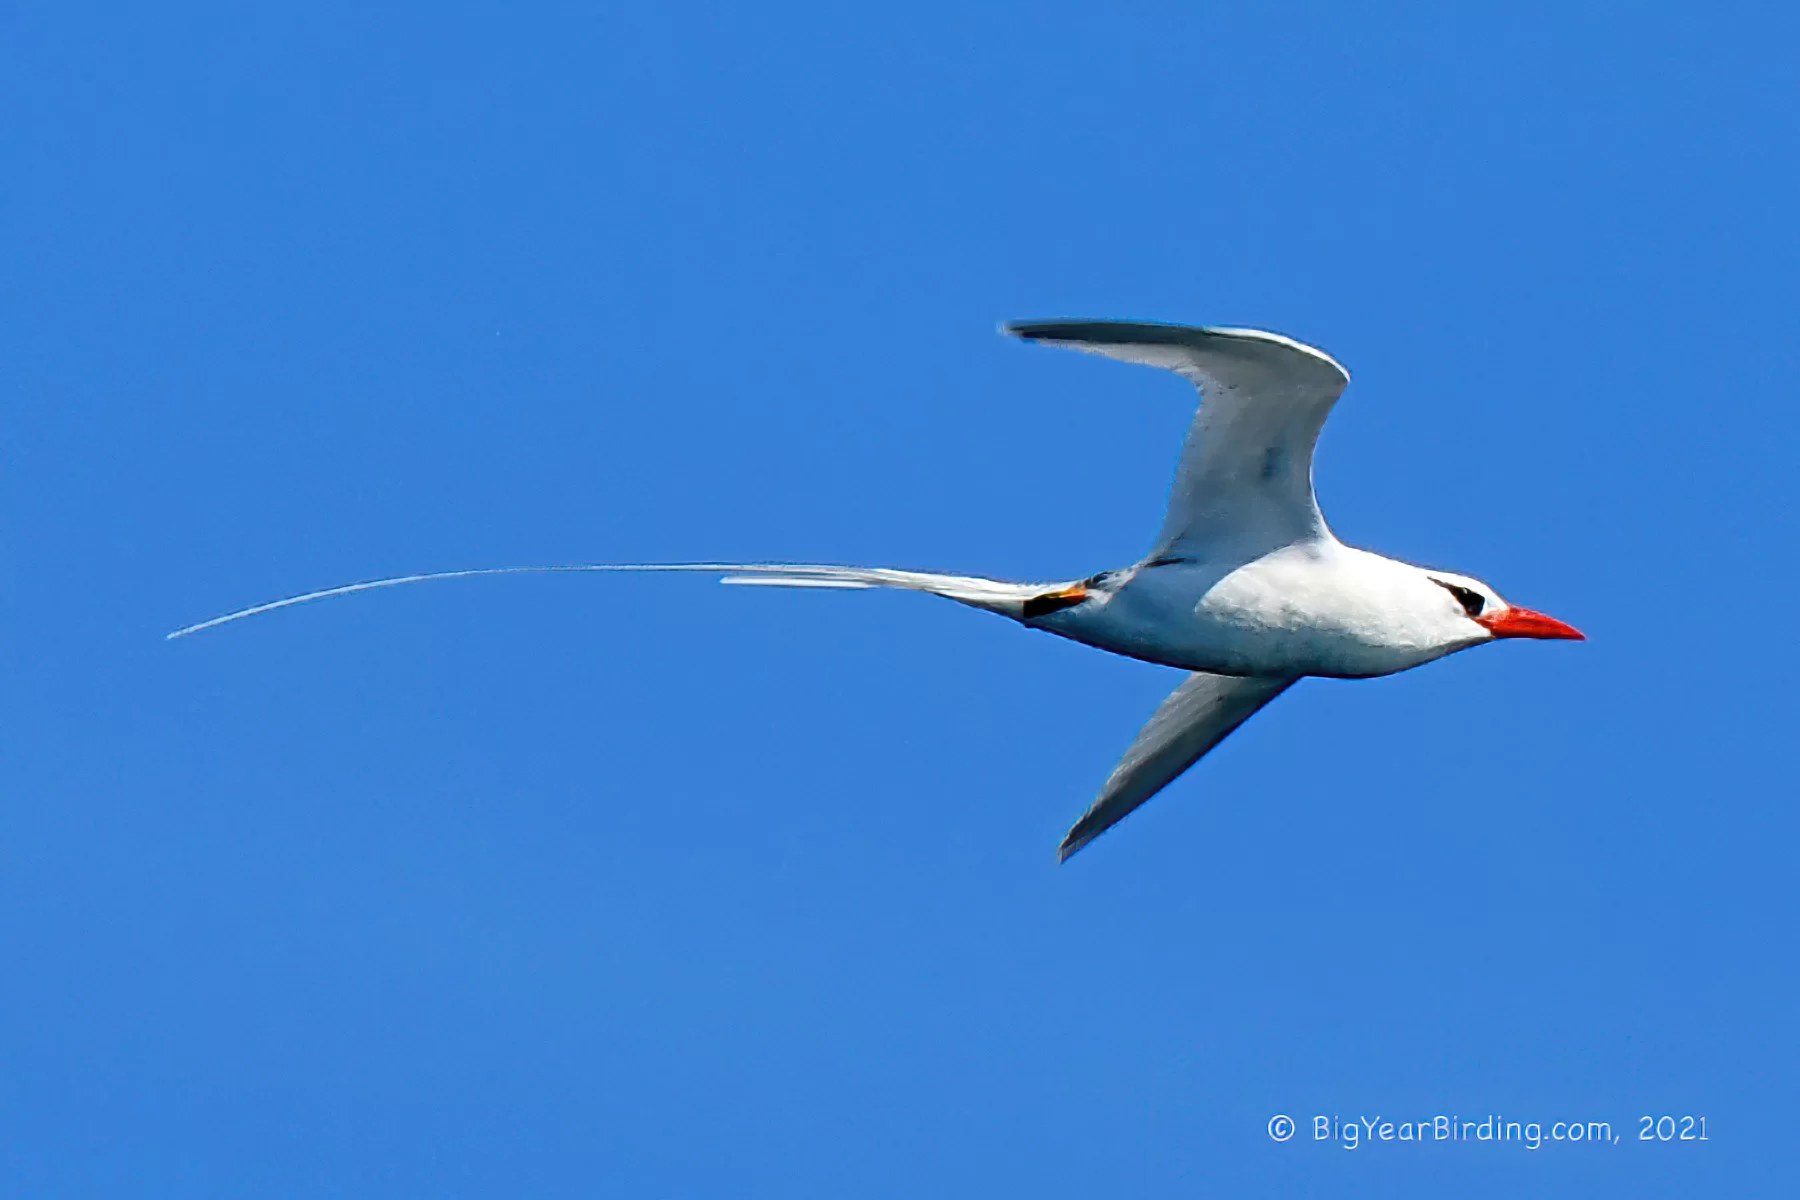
[720,563,1048,615]
[166,562,1072,640]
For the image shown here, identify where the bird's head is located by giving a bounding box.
[1423,570,1585,644]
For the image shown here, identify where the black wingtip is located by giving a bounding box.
[1001,320,1074,342]
[1055,826,1094,864]
[1003,319,1208,348]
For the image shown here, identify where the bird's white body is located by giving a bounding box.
[173,319,1581,859]
[1040,543,1491,679]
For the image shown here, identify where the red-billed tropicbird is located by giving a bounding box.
[171,321,1583,860]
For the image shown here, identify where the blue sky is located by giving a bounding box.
[4,3,1796,1196]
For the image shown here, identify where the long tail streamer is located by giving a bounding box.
[163,563,864,641]
[166,560,1058,641]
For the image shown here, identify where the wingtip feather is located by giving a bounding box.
[1002,320,1060,342]
[1055,826,1094,863]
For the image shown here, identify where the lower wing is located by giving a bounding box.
[1059,671,1296,861]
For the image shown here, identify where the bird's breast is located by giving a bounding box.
[1067,550,1462,678]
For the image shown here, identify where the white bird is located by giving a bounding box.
[172,320,1583,860]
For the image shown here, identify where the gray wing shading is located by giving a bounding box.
[1006,320,1350,561]
[1058,671,1296,862]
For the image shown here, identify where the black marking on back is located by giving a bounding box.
[1260,446,1285,481]
[1022,590,1087,620]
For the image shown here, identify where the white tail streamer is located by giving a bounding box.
[167,565,632,640]
[166,561,1048,640]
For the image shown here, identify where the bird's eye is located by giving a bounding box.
[1431,578,1486,618]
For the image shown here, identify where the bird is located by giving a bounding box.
[171,320,1583,860]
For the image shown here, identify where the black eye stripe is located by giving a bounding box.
[1430,578,1486,618]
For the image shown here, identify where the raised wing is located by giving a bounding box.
[1006,320,1349,560]
[1058,671,1295,861]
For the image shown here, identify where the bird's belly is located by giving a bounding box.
[1068,619,1437,677]
[1058,568,1453,678]
[1180,622,1446,678]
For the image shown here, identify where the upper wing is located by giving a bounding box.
[1006,321,1349,560]
[1058,670,1295,861]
